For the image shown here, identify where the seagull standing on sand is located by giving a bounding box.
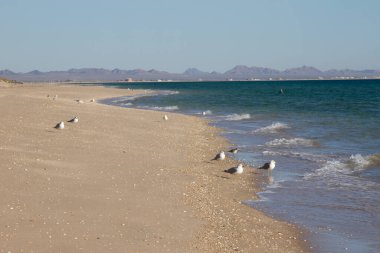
[68,117,79,123]
[55,122,65,129]
[259,160,276,171]
[163,115,168,121]
[212,151,225,161]
[224,164,244,174]
[228,148,239,154]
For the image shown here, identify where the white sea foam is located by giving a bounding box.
[253,122,290,134]
[200,110,212,115]
[262,150,330,163]
[111,94,154,103]
[121,102,133,106]
[265,138,318,147]
[162,90,180,95]
[221,113,251,121]
[347,154,371,169]
[138,105,179,111]
[111,90,178,104]
[304,154,380,180]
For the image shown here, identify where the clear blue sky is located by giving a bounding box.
[1,0,379,73]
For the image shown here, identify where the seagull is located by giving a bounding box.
[90,98,96,102]
[163,115,168,121]
[228,148,239,154]
[68,117,79,123]
[212,151,225,161]
[54,121,64,129]
[259,160,276,171]
[224,164,244,174]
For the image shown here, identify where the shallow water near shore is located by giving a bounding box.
[100,80,380,253]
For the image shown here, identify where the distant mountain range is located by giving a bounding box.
[1,65,379,82]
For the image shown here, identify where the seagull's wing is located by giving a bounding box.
[211,154,220,160]
[224,167,237,174]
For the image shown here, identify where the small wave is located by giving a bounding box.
[368,154,380,165]
[121,102,133,106]
[111,90,178,103]
[265,138,319,147]
[263,150,330,163]
[220,113,251,121]
[157,90,180,96]
[347,154,371,169]
[138,105,179,111]
[253,122,290,134]
[111,93,155,103]
[200,110,212,116]
[305,153,380,180]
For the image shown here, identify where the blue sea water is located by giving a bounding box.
[101,80,380,253]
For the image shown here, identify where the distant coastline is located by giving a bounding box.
[1,65,379,83]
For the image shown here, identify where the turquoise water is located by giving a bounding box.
[101,80,380,253]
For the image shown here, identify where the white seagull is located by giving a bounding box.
[212,151,225,161]
[54,121,65,129]
[163,115,168,121]
[228,148,239,154]
[224,164,244,174]
[259,160,276,171]
[68,117,79,123]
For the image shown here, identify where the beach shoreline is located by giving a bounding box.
[0,83,308,252]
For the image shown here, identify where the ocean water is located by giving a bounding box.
[101,80,380,253]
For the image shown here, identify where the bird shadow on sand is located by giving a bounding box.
[204,160,221,164]
[215,175,230,179]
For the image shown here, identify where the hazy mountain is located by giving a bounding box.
[183,68,206,76]
[1,66,379,82]
[0,69,16,75]
[283,66,322,77]
[224,65,281,77]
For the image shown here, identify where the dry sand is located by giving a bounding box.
[0,83,309,252]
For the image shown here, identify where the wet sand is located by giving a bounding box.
[0,83,308,252]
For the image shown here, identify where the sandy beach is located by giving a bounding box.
[0,83,308,252]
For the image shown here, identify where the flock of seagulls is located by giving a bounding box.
[51,93,275,178]
[50,95,96,130]
[212,147,276,175]
[160,111,276,176]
